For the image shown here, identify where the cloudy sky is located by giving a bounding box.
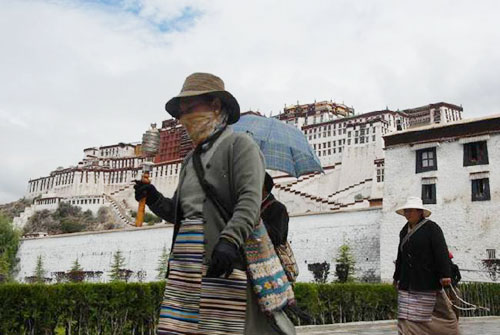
[1,0,500,204]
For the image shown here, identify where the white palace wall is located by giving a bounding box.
[16,209,382,283]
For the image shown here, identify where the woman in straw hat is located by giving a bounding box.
[134,73,295,335]
[393,197,459,335]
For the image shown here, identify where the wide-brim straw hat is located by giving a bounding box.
[165,72,240,124]
[395,196,432,217]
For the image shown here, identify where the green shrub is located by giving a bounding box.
[0,213,20,282]
[0,282,165,335]
[60,218,86,233]
[294,282,397,324]
[130,210,162,224]
[1,281,500,333]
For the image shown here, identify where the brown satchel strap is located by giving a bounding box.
[261,198,276,213]
[400,219,428,252]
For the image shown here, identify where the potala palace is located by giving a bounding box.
[12,101,500,284]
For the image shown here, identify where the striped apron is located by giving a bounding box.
[157,219,248,335]
[398,290,437,322]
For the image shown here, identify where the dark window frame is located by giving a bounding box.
[421,183,437,204]
[463,141,489,166]
[472,178,490,201]
[416,147,437,173]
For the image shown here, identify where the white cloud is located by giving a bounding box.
[1,0,500,203]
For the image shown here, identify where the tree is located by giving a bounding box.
[67,258,85,282]
[34,255,47,283]
[97,206,112,223]
[335,244,356,283]
[98,207,117,230]
[109,250,126,282]
[307,261,330,284]
[156,245,170,280]
[0,254,9,283]
[70,258,83,272]
[0,214,20,282]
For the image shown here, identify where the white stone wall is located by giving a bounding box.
[380,133,500,283]
[16,209,382,283]
[291,209,382,282]
[16,225,174,283]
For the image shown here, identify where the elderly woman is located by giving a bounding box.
[135,73,295,335]
[393,196,459,335]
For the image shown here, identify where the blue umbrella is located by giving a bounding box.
[232,114,323,177]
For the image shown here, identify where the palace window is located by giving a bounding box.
[463,141,488,166]
[376,161,384,183]
[487,249,496,260]
[421,183,436,204]
[416,147,437,173]
[472,178,490,201]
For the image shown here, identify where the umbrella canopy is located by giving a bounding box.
[232,114,323,177]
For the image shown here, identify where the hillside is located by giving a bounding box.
[0,198,31,221]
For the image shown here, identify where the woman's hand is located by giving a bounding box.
[207,239,239,278]
[134,180,160,205]
[440,277,452,287]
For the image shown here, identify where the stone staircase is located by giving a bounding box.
[273,164,339,196]
[327,178,373,199]
[110,183,133,196]
[104,194,135,227]
[274,168,372,212]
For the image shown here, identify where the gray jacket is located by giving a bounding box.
[148,127,265,269]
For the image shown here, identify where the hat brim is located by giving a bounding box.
[396,207,432,217]
[165,90,240,125]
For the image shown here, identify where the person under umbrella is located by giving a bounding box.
[260,172,300,288]
[261,173,289,248]
[393,197,459,335]
[134,72,295,335]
